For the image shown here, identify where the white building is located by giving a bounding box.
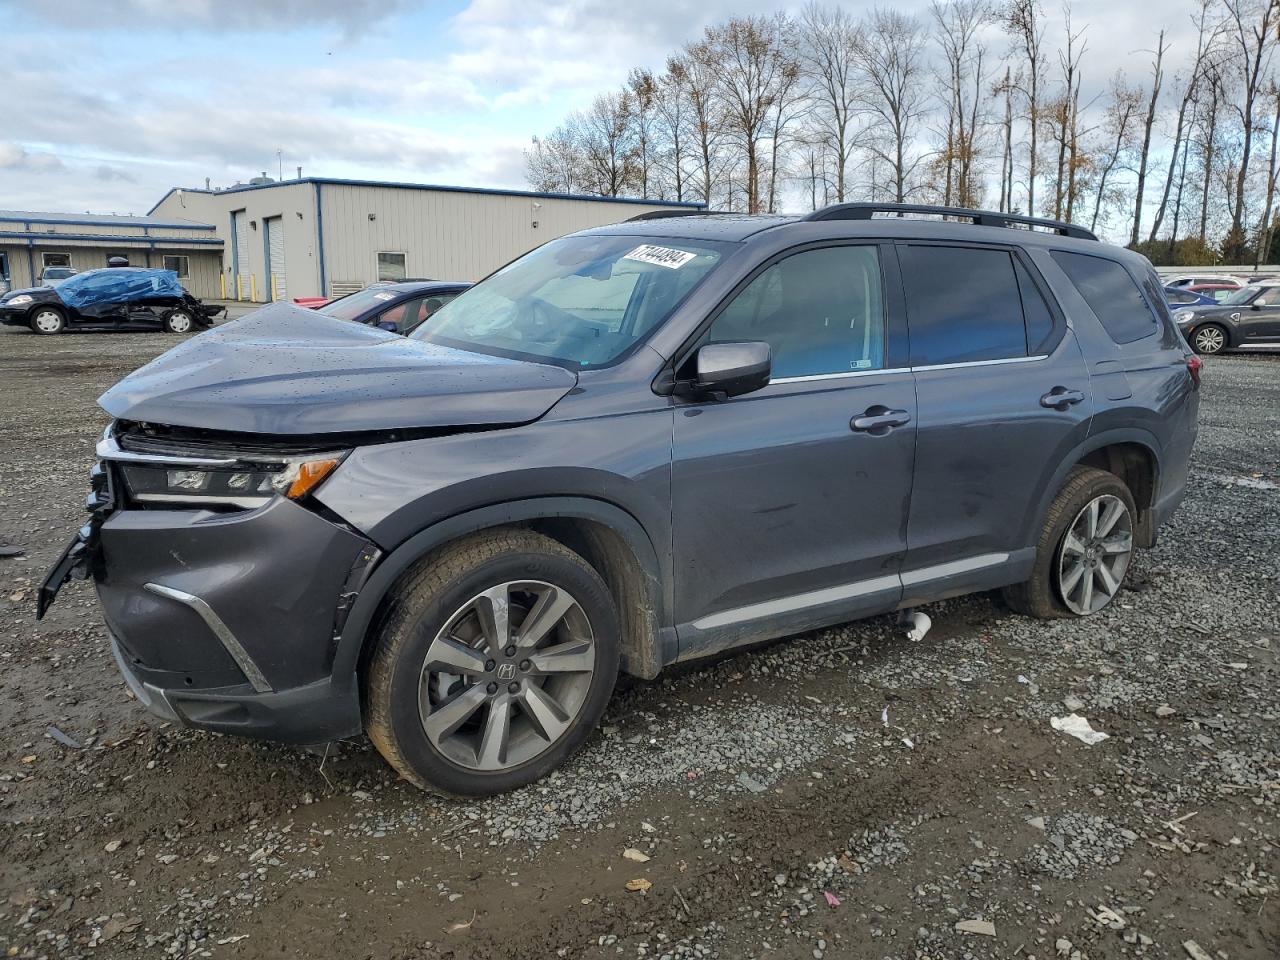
[148,177,702,302]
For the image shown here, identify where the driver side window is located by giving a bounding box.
[705,246,885,379]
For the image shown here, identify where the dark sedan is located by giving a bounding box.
[1172,284,1280,354]
[0,268,223,335]
[316,280,470,335]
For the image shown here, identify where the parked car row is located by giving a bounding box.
[1173,282,1280,354]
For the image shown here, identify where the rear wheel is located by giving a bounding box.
[1190,323,1227,355]
[365,529,620,796]
[30,307,66,335]
[163,309,195,334]
[1003,466,1137,619]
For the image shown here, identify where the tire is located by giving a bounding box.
[365,529,620,796]
[1003,466,1137,619]
[1189,323,1228,355]
[163,310,196,334]
[29,307,66,335]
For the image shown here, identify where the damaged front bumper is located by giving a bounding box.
[40,436,378,744]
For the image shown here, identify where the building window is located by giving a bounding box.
[42,252,72,268]
[162,255,191,279]
[377,252,407,282]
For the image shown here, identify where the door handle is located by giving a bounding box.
[1040,386,1085,410]
[850,406,912,434]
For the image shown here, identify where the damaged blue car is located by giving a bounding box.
[0,267,223,335]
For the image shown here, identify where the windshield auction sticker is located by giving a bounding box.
[623,244,698,269]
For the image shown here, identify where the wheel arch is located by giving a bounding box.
[331,497,673,699]
[1027,430,1162,550]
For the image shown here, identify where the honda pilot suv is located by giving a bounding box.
[39,204,1200,796]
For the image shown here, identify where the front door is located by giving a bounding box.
[1237,290,1280,342]
[897,242,1094,602]
[671,243,915,658]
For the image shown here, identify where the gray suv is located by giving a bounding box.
[39,203,1201,796]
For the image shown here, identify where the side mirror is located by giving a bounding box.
[1252,300,1267,309]
[694,341,772,398]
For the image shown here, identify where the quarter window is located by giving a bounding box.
[705,246,885,379]
[377,252,407,282]
[1051,251,1157,344]
[162,255,190,279]
[900,245,1028,365]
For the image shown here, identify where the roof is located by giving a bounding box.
[0,210,216,230]
[584,213,799,242]
[147,178,706,216]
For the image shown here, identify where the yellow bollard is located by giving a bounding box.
[219,273,226,299]
[271,275,278,302]
[235,275,241,300]
[251,274,257,303]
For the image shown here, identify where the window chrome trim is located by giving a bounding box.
[766,354,1047,386]
[143,583,273,693]
[771,366,912,385]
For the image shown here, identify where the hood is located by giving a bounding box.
[98,302,578,436]
[1,285,56,301]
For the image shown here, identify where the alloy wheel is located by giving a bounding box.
[418,580,596,771]
[33,310,63,333]
[1193,326,1225,354]
[1056,494,1133,615]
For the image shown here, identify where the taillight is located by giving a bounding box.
[1186,354,1203,389]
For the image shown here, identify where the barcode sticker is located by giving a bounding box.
[623,244,698,269]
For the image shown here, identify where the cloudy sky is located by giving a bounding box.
[1,0,1201,217]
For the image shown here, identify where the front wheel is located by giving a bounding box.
[1190,323,1227,355]
[1003,466,1137,619]
[365,529,620,796]
[30,307,66,335]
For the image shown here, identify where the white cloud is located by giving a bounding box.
[0,141,62,171]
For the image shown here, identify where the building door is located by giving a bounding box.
[0,252,8,293]
[265,217,286,301]
[231,210,250,300]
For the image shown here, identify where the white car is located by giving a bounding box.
[1163,273,1244,289]
[39,267,77,287]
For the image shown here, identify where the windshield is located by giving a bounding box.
[410,235,729,368]
[43,268,74,280]
[1221,285,1261,305]
[318,286,406,322]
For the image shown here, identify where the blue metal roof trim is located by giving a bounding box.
[147,179,705,215]
[0,231,223,246]
[0,211,217,230]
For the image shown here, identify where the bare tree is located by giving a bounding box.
[668,42,727,206]
[857,7,930,202]
[1221,0,1279,260]
[525,125,583,194]
[931,0,992,207]
[1050,5,1087,220]
[707,15,794,212]
[797,2,863,202]
[1090,73,1142,232]
[627,69,659,199]
[1256,82,1280,267]
[994,66,1017,211]
[1148,0,1222,242]
[1197,62,1226,239]
[1002,0,1046,214]
[653,65,690,202]
[578,91,636,197]
[1130,31,1167,246]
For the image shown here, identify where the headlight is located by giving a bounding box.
[1172,308,1195,324]
[5,294,33,306]
[118,455,344,508]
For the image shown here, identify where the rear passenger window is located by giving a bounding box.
[900,245,1027,365]
[1051,251,1157,344]
[1014,259,1057,354]
[706,245,884,379]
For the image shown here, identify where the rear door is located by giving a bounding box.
[671,243,915,658]
[898,242,1093,602]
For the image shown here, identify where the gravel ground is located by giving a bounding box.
[0,327,1276,960]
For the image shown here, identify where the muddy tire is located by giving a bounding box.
[1003,466,1137,619]
[364,529,620,796]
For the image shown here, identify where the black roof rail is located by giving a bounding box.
[803,202,1097,241]
[625,208,720,222]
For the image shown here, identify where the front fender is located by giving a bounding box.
[328,496,671,696]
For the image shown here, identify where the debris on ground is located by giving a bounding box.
[1050,713,1111,745]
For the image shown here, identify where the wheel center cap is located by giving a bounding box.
[495,662,516,682]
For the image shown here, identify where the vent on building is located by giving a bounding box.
[328,280,364,298]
